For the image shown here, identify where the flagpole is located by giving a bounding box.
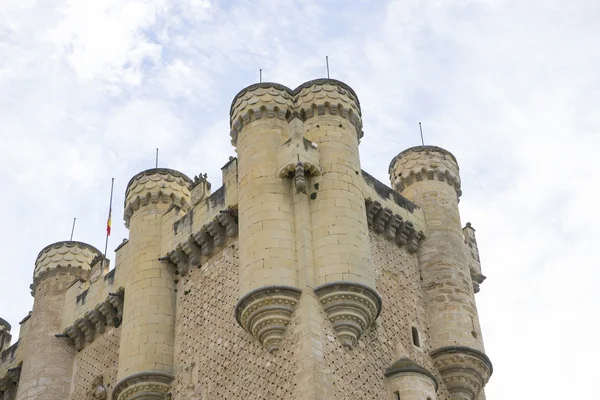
[70,217,76,241]
[102,178,115,269]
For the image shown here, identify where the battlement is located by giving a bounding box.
[389,145,462,198]
[229,78,363,147]
[124,168,192,228]
[32,241,103,294]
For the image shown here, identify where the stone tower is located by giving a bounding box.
[0,77,492,400]
[113,169,191,400]
[389,146,492,399]
[15,241,102,400]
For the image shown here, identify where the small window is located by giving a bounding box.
[411,326,420,348]
[395,391,401,400]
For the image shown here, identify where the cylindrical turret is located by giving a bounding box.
[389,146,492,399]
[230,83,302,353]
[0,318,10,352]
[296,79,380,348]
[16,241,102,400]
[385,343,438,400]
[113,168,191,400]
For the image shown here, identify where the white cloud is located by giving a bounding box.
[1,0,598,398]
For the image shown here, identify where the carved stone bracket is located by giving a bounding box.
[365,199,424,253]
[112,371,174,400]
[64,325,85,351]
[63,288,124,351]
[235,286,302,354]
[431,346,493,400]
[314,282,382,349]
[0,366,20,400]
[164,208,239,276]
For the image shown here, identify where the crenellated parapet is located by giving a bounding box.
[31,241,103,295]
[229,79,363,147]
[124,168,192,228]
[389,145,462,199]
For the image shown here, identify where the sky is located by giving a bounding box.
[1,0,598,398]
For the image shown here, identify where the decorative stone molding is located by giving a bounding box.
[63,288,124,351]
[165,208,239,276]
[463,222,486,293]
[365,199,424,253]
[124,168,192,228]
[229,79,364,146]
[431,346,493,400]
[235,286,302,354]
[112,371,174,400]
[190,173,211,206]
[90,375,107,399]
[33,241,102,282]
[314,282,382,349]
[389,145,462,198]
[384,357,439,391]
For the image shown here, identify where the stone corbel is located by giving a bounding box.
[179,237,203,268]
[168,248,190,276]
[85,309,106,335]
[107,288,124,320]
[365,200,424,253]
[0,377,16,399]
[65,325,85,351]
[97,301,119,328]
[217,211,238,237]
[314,282,381,349]
[206,221,226,247]
[235,286,302,354]
[75,317,96,343]
[192,230,214,257]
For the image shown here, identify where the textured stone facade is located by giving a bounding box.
[0,79,492,400]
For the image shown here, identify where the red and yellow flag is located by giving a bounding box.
[106,207,112,236]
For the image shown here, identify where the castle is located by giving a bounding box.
[0,79,492,400]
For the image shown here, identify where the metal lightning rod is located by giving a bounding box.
[326,56,330,79]
[70,218,76,241]
[419,122,425,147]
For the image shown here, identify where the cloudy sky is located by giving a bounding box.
[1,0,598,397]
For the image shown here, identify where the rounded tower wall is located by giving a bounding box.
[115,168,191,399]
[298,80,372,288]
[389,146,491,399]
[16,241,102,400]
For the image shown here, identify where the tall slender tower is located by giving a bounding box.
[112,169,191,400]
[389,146,492,400]
[16,241,102,400]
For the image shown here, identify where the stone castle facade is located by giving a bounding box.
[0,79,492,400]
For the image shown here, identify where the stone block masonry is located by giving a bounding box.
[0,78,492,400]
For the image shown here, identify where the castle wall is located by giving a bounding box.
[68,326,120,400]
[170,242,297,399]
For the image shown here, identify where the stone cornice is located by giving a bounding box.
[314,281,382,349]
[430,346,493,375]
[235,286,302,354]
[384,357,439,391]
[229,78,363,146]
